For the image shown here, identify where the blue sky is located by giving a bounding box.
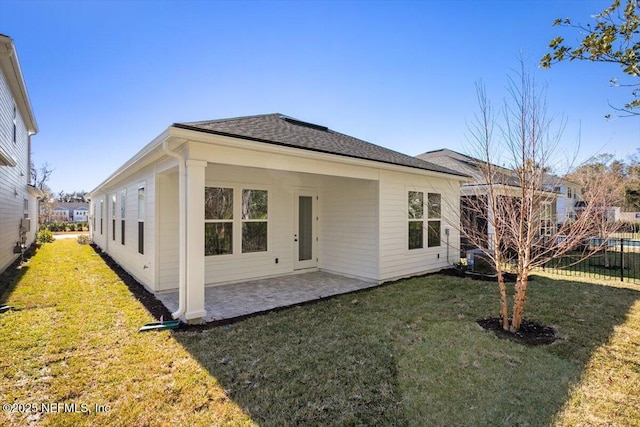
[1,0,639,193]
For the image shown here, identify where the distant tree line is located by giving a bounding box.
[566,149,640,212]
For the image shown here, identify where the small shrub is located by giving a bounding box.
[37,228,54,243]
[77,235,91,245]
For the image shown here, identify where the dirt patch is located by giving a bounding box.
[477,317,558,346]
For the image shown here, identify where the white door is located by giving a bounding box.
[294,190,317,270]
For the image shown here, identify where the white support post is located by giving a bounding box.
[184,159,207,323]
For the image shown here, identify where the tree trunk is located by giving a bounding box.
[497,271,510,331]
[511,273,529,332]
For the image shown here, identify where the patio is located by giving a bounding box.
[156,271,380,322]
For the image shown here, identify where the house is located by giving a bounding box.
[0,34,40,273]
[50,202,89,223]
[89,113,468,323]
[416,149,561,252]
[546,177,582,225]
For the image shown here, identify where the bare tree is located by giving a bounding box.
[463,63,621,332]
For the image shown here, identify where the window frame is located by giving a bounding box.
[241,189,268,253]
[204,184,270,257]
[137,185,145,255]
[407,189,442,250]
[204,187,234,256]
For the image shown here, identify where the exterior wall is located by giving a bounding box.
[154,163,381,290]
[92,134,464,293]
[90,166,156,290]
[378,169,461,282]
[319,176,379,281]
[0,64,34,272]
[156,171,179,292]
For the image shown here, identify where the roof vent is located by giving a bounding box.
[280,116,328,132]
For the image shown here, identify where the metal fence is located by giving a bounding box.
[542,233,640,283]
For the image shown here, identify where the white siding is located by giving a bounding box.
[0,64,34,272]
[378,170,461,282]
[318,177,379,281]
[156,172,179,292]
[201,164,318,286]
[90,167,156,290]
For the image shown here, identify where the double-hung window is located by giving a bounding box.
[111,195,117,241]
[408,191,424,250]
[427,193,441,247]
[205,187,234,255]
[120,190,126,245]
[241,189,268,253]
[408,191,442,249]
[137,186,145,254]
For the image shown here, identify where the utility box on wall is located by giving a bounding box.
[21,218,31,232]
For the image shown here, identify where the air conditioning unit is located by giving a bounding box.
[21,218,31,232]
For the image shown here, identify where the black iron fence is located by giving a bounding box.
[542,233,640,283]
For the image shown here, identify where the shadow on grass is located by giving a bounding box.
[87,244,640,425]
[0,244,38,304]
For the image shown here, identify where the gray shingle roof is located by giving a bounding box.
[173,114,467,177]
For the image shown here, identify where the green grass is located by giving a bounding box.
[0,240,254,426]
[2,240,640,426]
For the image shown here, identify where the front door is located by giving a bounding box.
[294,191,317,270]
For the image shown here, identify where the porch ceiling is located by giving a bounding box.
[156,271,379,323]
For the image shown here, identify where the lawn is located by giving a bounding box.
[1,240,639,426]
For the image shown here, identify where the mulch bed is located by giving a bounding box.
[477,317,558,346]
[91,245,173,321]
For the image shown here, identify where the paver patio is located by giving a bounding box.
[156,271,379,322]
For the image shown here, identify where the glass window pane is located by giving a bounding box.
[408,191,423,219]
[409,221,423,249]
[138,187,145,220]
[242,222,267,253]
[428,193,441,218]
[205,188,233,220]
[242,190,268,220]
[205,222,233,255]
[428,220,441,247]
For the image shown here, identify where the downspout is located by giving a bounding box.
[162,139,186,319]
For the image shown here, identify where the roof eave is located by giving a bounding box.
[0,35,37,134]
[172,123,469,180]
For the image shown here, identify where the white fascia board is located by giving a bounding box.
[0,144,16,166]
[168,126,469,182]
[0,35,37,134]
[89,129,172,196]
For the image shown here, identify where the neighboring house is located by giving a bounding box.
[89,113,468,323]
[51,206,70,222]
[50,202,90,223]
[545,177,582,226]
[0,34,40,273]
[73,206,88,222]
[417,149,560,252]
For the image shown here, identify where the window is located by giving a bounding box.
[540,203,553,236]
[567,188,572,199]
[100,200,104,235]
[427,193,441,247]
[23,198,28,212]
[120,190,126,245]
[205,187,233,255]
[111,195,116,241]
[12,105,17,144]
[137,186,145,255]
[408,191,424,250]
[408,191,441,249]
[242,189,268,253]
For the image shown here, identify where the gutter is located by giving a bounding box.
[162,139,186,319]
